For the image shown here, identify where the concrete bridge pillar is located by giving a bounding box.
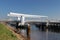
[21,16,25,25]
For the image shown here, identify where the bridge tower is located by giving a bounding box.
[17,16,25,25]
[20,16,25,25]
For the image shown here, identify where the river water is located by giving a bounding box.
[9,22,60,40]
[29,25,60,40]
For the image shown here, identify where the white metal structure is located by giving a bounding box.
[7,12,48,25]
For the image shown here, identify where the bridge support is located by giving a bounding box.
[46,17,49,28]
[26,24,30,40]
[21,16,25,25]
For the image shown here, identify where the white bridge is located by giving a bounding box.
[7,12,60,38]
[7,12,48,25]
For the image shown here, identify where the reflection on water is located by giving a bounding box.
[9,22,60,40]
[28,25,60,40]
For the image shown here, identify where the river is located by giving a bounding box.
[29,25,60,40]
[8,22,60,40]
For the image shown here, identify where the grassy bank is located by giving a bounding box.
[0,23,18,40]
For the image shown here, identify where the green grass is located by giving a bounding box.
[0,23,18,40]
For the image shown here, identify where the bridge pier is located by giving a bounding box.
[15,21,31,39]
[26,24,31,40]
[35,24,46,31]
[26,24,30,36]
[40,26,44,31]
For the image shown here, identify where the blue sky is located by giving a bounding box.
[0,0,60,19]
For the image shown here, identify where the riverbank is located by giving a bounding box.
[0,22,26,40]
